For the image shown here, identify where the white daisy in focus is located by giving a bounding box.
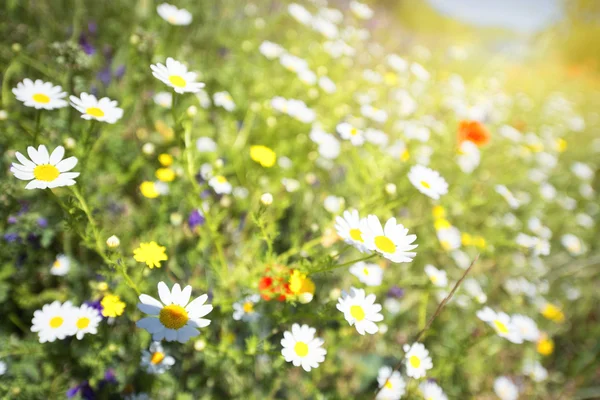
[511,314,540,342]
[69,93,123,123]
[157,3,192,25]
[361,215,418,263]
[73,304,102,340]
[349,262,383,287]
[12,79,68,110]
[11,145,79,190]
[141,342,176,374]
[476,307,523,344]
[337,122,365,146]
[561,234,585,256]
[419,381,448,400]
[208,175,232,195]
[376,366,406,400]
[153,92,173,108]
[233,294,261,322]
[403,342,433,379]
[213,91,236,112]
[408,165,448,200]
[136,282,213,343]
[336,287,383,335]
[151,58,205,94]
[50,254,71,276]
[493,376,519,400]
[31,301,77,343]
[335,209,369,252]
[424,265,447,287]
[280,323,327,371]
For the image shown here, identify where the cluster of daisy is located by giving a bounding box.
[31,301,102,342]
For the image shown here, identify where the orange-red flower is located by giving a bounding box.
[458,120,490,147]
[258,265,291,301]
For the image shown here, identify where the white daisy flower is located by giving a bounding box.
[424,264,447,287]
[0,360,6,376]
[571,162,594,180]
[334,209,369,252]
[511,314,540,342]
[69,93,124,123]
[349,262,383,287]
[337,122,365,146]
[12,78,68,110]
[436,226,461,251]
[153,92,173,108]
[259,41,284,59]
[361,105,388,123]
[232,294,261,322]
[403,342,433,379]
[213,91,236,111]
[457,140,480,173]
[195,89,212,108]
[361,215,418,263]
[279,54,309,73]
[522,360,548,382]
[318,76,336,93]
[288,3,312,25]
[10,145,80,190]
[376,366,406,400]
[350,1,374,19]
[50,254,71,276]
[141,342,176,374]
[493,376,519,400]
[280,323,327,371]
[336,287,383,335]
[419,381,448,400]
[196,137,217,153]
[136,282,213,343]
[408,165,448,200]
[495,185,520,209]
[157,3,192,25]
[151,58,205,94]
[31,301,77,343]
[476,307,523,344]
[324,195,344,213]
[208,175,232,195]
[73,304,102,340]
[561,234,585,256]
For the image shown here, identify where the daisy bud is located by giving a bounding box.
[187,105,198,116]
[329,288,341,301]
[220,196,232,208]
[298,292,313,304]
[64,137,76,149]
[215,158,224,168]
[170,213,183,226]
[0,110,7,120]
[12,43,21,53]
[385,183,397,195]
[194,339,207,351]
[142,143,155,155]
[260,193,273,205]
[106,235,120,248]
[98,282,109,291]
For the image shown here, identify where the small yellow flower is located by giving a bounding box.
[401,149,410,162]
[289,270,316,297]
[541,303,565,323]
[432,205,446,220]
[434,218,451,231]
[156,168,175,182]
[134,241,168,268]
[384,72,398,85]
[250,145,277,167]
[158,153,173,166]
[461,233,473,246]
[537,334,554,356]
[101,294,126,317]
[140,181,160,198]
[555,138,567,153]
[473,236,486,249]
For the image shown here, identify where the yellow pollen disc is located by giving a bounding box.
[493,319,509,334]
[86,107,105,118]
[374,236,395,254]
[159,304,189,329]
[53,260,61,268]
[349,228,363,242]
[167,15,177,23]
[440,240,451,250]
[151,351,165,364]
[294,341,309,357]
[33,93,51,103]
[350,127,358,136]
[243,302,254,313]
[384,380,393,389]
[363,268,369,276]
[33,164,60,182]
[49,316,63,328]
[76,317,90,329]
[420,180,431,189]
[350,305,365,321]
[409,355,421,368]
[169,75,187,88]
[216,176,227,184]
[430,275,438,283]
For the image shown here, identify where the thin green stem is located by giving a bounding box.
[311,253,377,275]
[33,110,42,144]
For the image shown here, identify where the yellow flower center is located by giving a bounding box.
[374,236,395,254]
[169,75,186,88]
[167,15,177,24]
[440,240,451,250]
[363,268,369,276]
[49,316,63,328]
[243,302,254,313]
[216,175,227,184]
[33,164,60,182]
[349,228,363,242]
[350,127,358,136]
[33,93,51,103]
[430,275,438,283]
[76,317,90,329]
[409,355,421,368]
[151,351,165,364]
[350,305,365,321]
[159,304,189,329]
[384,380,393,389]
[401,150,410,161]
[294,341,309,357]
[420,180,431,189]
[493,319,509,334]
[86,107,105,117]
[52,260,61,268]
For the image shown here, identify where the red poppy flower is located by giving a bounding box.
[458,120,490,147]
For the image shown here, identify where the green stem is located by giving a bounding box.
[311,253,377,275]
[33,110,42,144]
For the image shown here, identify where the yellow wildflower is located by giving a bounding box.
[541,303,565,323]
[250,145,277,167]
[461,233,473,246]
[537,334,554,356]
[432,205,446,220]
[140,181,159,198]
[101,294,126,317]
[158,153,173,166]
[133,241,168,268]
[434,218,451,231]
[156,168,175,182]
